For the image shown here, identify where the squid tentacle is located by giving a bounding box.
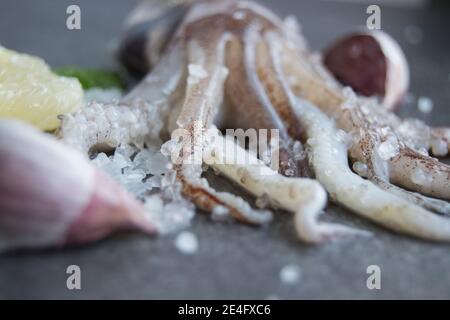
[241,28,303,177]
[267,31,450,240]
[224,35,300,177]
[168,34,272,224]
[281,38,450,202]
[293,98,450,241]
[372,177,450,216]
[388,148,450,200]
[259,31,371,242]
[204,129,367,243]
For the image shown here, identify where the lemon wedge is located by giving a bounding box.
[0,47,83,131]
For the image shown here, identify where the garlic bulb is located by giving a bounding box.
[0,120,156,252]
[324,30,409,111]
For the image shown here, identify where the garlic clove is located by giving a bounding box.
[0,120,156,253]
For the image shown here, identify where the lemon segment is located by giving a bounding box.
[0,47,83,131]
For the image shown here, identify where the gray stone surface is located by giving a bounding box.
[0,0,450,299]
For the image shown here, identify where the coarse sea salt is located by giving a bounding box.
[377,136,399,161]
[417,96,433,114]
[92,144,169,199]
[61,89,196,235]
[211,205,230,221]
[232,10,247,20]
[411,167,433,187]
[352,161,368,178]
[279,264,302,285]
[144,187,196,234]
[174,231,199,255]
[187,64,209,85]
[430,138,448,157]
[60,99,163,153]
[396,119,430,153]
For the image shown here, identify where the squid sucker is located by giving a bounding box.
[61,0,450,244]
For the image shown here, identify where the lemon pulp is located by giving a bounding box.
[0,47,83,131]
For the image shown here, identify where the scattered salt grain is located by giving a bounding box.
[430,139,448,157]
[174,231,199,255]
[336,129,354,150]
[396,119,430,153]
[417,96,433,114]
[144,193,195,234]
[377,136,399,161]
[211,205,230,222]
[411,167,433,186]
[279,264,302,285]
[255,194,271,209]
[292,141,306,161]
[187,64,208,84]
[352,161,369,178]
[233,10,247,20]
[284,168,295,177]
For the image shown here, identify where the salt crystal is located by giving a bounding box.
[255,194,270,209]
[284,169,295,177]
[211,205,230,221]
[174,231,198,255]
[60,98,163,153]
[188,64,208,79]
[397,119,431,153]
[307,137,317,146]
[336,129,354,149]
[232,10,247,20]
[292,141,305,160]
[279,264,301,285]
[417,96,433,114]
[430,139,448,156]
[113,152,130,169]
[92,152,109,166]
[379,127,390,138]
[342,86,357,101]
[411,167,433,186]
[145,192,195,233]
[377,136,399,160]
[352,161,369,178]
[146,175,163,189]
[134,149,168,175]
[115,143,138,159]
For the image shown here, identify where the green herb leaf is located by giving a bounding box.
[54,67,125,90]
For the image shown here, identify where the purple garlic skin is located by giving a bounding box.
[324,30,410,111]
[0,120,156,253]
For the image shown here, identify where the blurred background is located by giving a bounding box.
[0,0,450,299]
